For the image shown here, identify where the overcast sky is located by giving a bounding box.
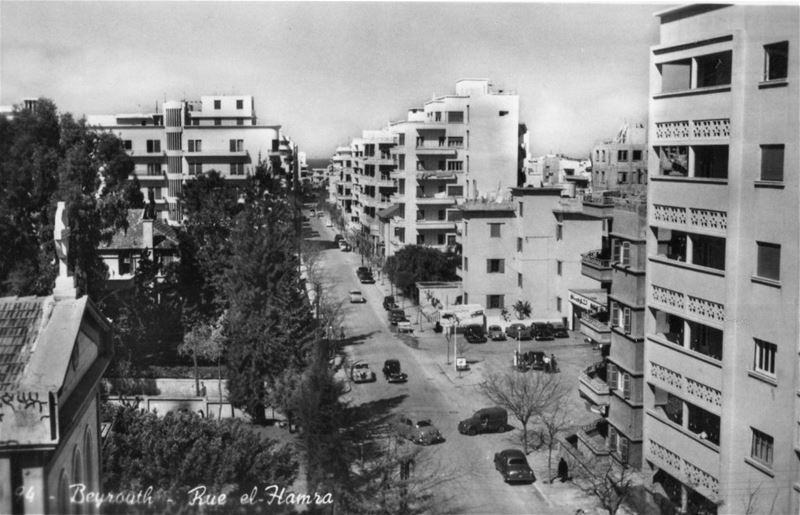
[1,1,668,159]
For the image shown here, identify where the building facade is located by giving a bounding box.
[643,5,799,513]
[590,123,648,193]
[88,95,287,225]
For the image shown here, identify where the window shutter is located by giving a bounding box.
[623,373,631,399]
[608,363,618,390]
[608,427,618,452]
[499,260,505,273]
[623,308,632,334]
[230,139,236,152]
[621,242,631,266]
[619,437,630,464]
[486,260,491,273]
[612,240,621,263]
[610,303,620,327]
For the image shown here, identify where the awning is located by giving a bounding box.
[377,204,401,219]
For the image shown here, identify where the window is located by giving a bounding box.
[434,112,442,122]
[657,146,688,176]
[214,99,221,109]
[518,273,523,288]
[620,242,631,266]
[437,209,446,221]
[447,161,463,171]
[146,139,161,153]
[750,429,774,466]
[557,260,562,276]
[622,373,631,399]
[487,295,504,309]
[632,150,642,161]
[691,234,725,270]
[660,58,692,92]
[214,118,221,126]
[694,145,728,179]
[188,139,202,152]
[153,187,162,200]
[487,259,505,273]
[608,364,618,390]
[499,110,509,116]
[518,202,523,217]
[555,224,563,241]
[760,145,784,182]
[231,163,244,175]
[437,233,445,245]
[448,137,463,147]
[364,144,375,157]
[188,162,202,175]
[754,339,777,376]
[236,118,244,126]
[416,234,424,245]
[697,51,732,88]
[610,302,620,327]
[689,322,723,360]
[619,436,630,464]
[623,307,632,334]
[229,139,244,152]
[463,257,468,271]
[517,237,522,252]
[617,150,628,161]
[756,241,780,281]
[556,297,562,312]
[618,172,628,184]
[399,133,405,146]
[236,99,244,109]
[764,41,788,81]
[146,163,162,176]
[398,154,405,170]
[490,223,501,238]
[447,111,464,123]
[123,140,132,150]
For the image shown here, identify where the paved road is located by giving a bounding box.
[306,211,566,515]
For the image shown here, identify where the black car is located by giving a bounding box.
[389,308,408,325]
[382,359,408,383]
[334,234,344,243]
[494,449,536,484]
[549,322,569,338]
[383,295,398,310]
[359,274,375,284]
[532,322,554,341]
[464,325,487,343]
[506,323,533,341]
[520,351,546,371]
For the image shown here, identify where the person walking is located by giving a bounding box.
[550,353,558,373]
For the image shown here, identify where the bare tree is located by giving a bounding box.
[742,481,779,515]
[578,457,636,515]
[538,396,570,483]
[178,313,226,417]
[479,371,565,453]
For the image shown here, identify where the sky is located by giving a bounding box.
[1,1,668,160]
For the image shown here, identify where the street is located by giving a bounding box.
[306,211,583,515]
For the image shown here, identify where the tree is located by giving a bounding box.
[578,458,636,515]
[384,245,459,300]
[178,315,226,405]
[102,404,298,512]
[538,395,570,483]
[513,300,532,320]
[479,371,564,454]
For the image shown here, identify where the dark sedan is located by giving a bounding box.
[506,323,533,341]
[494,449,536,484]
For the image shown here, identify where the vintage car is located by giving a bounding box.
[464,325,487,343]
[549,322,569,338]
[383,295,399,311]
[349,290,365,303]
[350,362,376,383]
[532,322,554,341]
[389,308,408,326]
[382,359,408,382]
[506,323,533,341]
[393,415,444,445]
[494,449,536,484]
[487,325,507,341]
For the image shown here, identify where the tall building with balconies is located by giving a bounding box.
[643,5,798,513]
[385,79,519,257]
[330,145,355,216]
[87,95,284,224]
[349,130,397,250]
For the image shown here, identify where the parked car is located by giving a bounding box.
[494,449,536,484]
[334,234,344,243]
[350,362,376,383]
[359,274,375,284]
[519,351,546,371]
[464,325,487,343]
[393,415,444,445]
[383,295,398,310]
[382,359,408,382]
[389,308,408,325]
[487,325,507,341]
[532,322,554,341]
[458,407,508,435]
[549,322,569,338]
[339,242,352,252]
[506,323,533,341]
[349,290,365,303]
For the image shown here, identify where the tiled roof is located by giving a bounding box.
[101,209,179,250]
[0,297,49,390]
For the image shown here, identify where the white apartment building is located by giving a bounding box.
[643,5,798,514]
[88,95,287,224]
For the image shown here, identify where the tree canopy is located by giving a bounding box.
[384,245,459,300]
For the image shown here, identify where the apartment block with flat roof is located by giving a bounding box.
[643,5,799,513]
[87,95,284,224]
[591,123,648,193]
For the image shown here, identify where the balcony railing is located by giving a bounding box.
[581,250,611,269]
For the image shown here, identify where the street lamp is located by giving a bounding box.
[452,314,461,372]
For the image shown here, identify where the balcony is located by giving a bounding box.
[581,250,613,282]
[415,143,457,156]
[186,149,249,159]
[579,361,610,409]
[415,219,455,231]
[580,315,611,345]
[363,155,394,166]
[416,194,456,205]
[645,411,720,502]
[375,177,395,188]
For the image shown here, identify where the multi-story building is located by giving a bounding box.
[350,130,397,250]
[642,5,798,513]
[591,123,648,193]
[88,95,286,224]
[329,145,355,218]
[524,154,592,190]
[577,195,648,469]
[459,187,603,324]
[342,79,519,256]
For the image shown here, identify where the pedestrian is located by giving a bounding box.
[543,354,551,373]
[558,457,569,482]
[551,353,558,373]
